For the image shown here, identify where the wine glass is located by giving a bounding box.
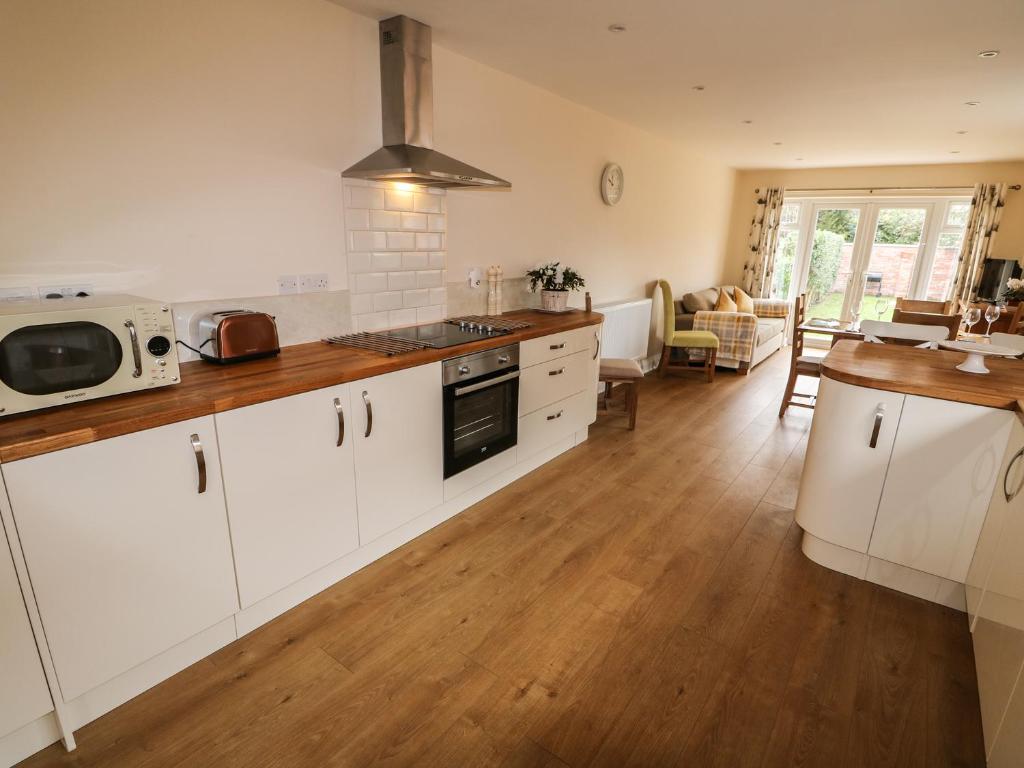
[984,304,1001,336]
[874,297,890,320]
[850,304,861,331]
[965,307,982,336]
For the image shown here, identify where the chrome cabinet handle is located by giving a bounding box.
[548,367,565,376]
[546,410,563,421]
[124,320,142,378]
[334,397,345,447]
[550,342,565,350]
[497,355,510,364]
[362,391,372,438]
[190,433,207,494]
[1004,447,1024,502]
[593,331,600,361]
[869,404,885,448]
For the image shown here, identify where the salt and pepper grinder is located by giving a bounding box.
[585,291,592,313]
[486,266,498,316]
[495,265,504,315]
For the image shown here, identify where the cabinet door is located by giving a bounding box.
[966,417,1024,625]
[869,395,1013,581]
[794,377,905,552]
[0,499,52,738]
[353,363,443,544]
[4,417,238,701]
[583,324,602,426]
[216,385,360,608]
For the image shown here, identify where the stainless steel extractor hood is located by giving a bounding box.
[343,16,510,190]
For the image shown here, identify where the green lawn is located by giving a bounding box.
[806,291,897,322]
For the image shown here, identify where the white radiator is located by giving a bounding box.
[594,298,653,363]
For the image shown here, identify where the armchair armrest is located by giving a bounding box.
[693,310,759,363]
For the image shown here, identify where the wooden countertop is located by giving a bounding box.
[822,340,1024,412]
[0,309,603,463]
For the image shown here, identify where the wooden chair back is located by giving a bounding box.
[859,320,950,347]
[891,309,960,341]
[790,294,807,360]
[895,297,954,314]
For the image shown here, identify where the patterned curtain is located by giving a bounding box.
[949,183,1008,305]
[742,187,786,298]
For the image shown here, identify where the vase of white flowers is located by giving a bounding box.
[1005,278,1024,302]
[525,262,586,312]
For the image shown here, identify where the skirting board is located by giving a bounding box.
[801,531,966,611]
[0,713,61,768]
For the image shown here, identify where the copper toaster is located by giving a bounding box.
[195,310,280,364]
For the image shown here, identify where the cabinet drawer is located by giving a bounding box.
[520,330,577,368]
[519,349,587,416]
[518,391,586,460]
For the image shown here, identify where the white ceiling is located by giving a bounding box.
[330,0,1024,169]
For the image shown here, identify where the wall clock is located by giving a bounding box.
[600,163,624,206]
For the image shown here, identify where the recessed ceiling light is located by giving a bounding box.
[956,130,968,134]
[950,150,961,154]
[692,85,705,91]
[965,101,981,106]
[741,119,753,124]
[794,157,804,161]
[607,23,626,32]
[978,50,1000,58]
[773,141,783,146]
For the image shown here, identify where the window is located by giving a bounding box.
[771,202,803,299]
[924,200,970,300]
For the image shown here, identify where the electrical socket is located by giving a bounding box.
[0,286,38,302]
[38,284,94,300]
[299,273,329,293]
[277,275,299,295]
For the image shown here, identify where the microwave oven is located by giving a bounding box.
[0,295,181,418]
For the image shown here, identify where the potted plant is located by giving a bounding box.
[526,262,586,312]
[1005,278,1024,303]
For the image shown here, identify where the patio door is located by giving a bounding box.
[791,199,944,329]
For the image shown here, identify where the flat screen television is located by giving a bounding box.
[977,258,1022,302]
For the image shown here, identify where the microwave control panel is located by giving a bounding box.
[133,303,180,387]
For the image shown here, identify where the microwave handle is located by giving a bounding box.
[124,320,143,378]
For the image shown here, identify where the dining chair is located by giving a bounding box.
[989,332,1024,356]
[778,293,821,418]
[891,309,961,341]
[858,320,950,348]
[656,280,720,382]
[895,297,954,314]
[959,301,1024,334]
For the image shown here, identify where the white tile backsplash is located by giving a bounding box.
[345,180,446,331]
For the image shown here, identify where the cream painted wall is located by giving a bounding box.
[0,0,735,307]
[725,162,1024,285]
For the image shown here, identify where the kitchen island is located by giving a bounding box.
[797,339,1024,763]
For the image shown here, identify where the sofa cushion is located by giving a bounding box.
[756,317,786,346]
[715,289,737,312]
[733,287,755,314]
[675,313,695,331]
[682,287,719,313]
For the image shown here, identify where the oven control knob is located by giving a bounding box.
[147,335,172,357]
[458,365,471,376]
[498,355,510,364]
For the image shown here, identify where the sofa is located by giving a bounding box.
[673,286,790,374]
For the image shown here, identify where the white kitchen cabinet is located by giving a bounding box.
[0,499,52,740]
[353,363,443,544]
[966,417,1024,625]
[869,395,1013,581]
[582,324,602,425]
[3,417,239,701]
[216,384,360,608]
[794,376,906,552]
[520,330,578,368]
[518,390,587,460]
[988,666,1024,767]
[518,350,587,417]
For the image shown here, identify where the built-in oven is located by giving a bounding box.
[443,344,519,479]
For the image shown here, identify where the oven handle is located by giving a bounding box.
[454,370,520,397]
[124,320,143,378]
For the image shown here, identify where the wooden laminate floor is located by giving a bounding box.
[20,351,986,768]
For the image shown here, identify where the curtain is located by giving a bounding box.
[742,187,785,298]
[949,183,1008,305]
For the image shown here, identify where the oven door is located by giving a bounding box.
[443,369,519,479]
